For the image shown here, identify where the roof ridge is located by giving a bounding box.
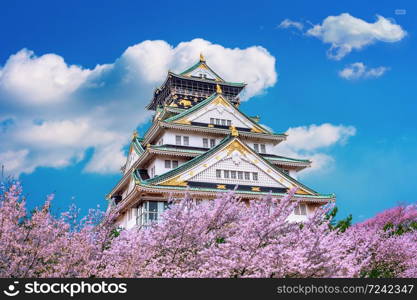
[178,60,225,82]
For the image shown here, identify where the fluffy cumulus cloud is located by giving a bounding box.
[278,19,304,31]
[338,62,388,80]
[306,13,406,60]
[274,123,356,175]
[0,39,277,176]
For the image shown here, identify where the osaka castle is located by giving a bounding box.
[107,54,335,229]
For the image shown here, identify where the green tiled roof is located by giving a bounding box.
[133,171,335,199]
[132,137,145,154]
[151,145,309,164]
[151,145,205,154]
[265,156,310,163]
[145,135,232,184]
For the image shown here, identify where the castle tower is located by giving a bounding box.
[107,55,335,228]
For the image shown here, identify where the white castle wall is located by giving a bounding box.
[157,129,276,154]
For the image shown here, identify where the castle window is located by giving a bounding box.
[183,136,189,146]
[224,170,230,178]
[244,172,250,180]
[138,201,169,226]
[165,160,171,168]
[221,119,226,126]
[294,204,307,216]
[203,138,208,148]
[216,169,222,178]
[238,171,243,180]
[227,120,232,126]
[210,139,216,147]
[172,160,179,168]
[254,144,259,152]
[260,144,266,153]
[252,172,258,181]
[176,135,182,145]
[210,118,214,124]
[231,171,237,179]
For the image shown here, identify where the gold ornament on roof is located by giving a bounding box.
[230,126,239,137]
[216,84,222,94]
[132,130,138,139]
[199,53,205,62]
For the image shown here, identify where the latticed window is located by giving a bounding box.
[165,160,171,168]
[176,135,181,145]
[294,204,307,216]
[231,171,237,179]
[237,171,243,179]
[138,201,170,226]
[244,172,250,180]
[172,160,178,168]
[210,118,214,124]
[203,138,208,148]
[210,139,215,147]
[260,144,266,153]
[224,170,230,178]
[216,169,222,178]
[252,172,258,181]
[227,120,232,126]
[254,144,259,152]
[183,136,189,146]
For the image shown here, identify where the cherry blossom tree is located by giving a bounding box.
[0,180,416,278]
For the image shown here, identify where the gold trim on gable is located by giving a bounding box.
[160,176,188,187]
[217,185,226,189]
[212,95,230,107]
[226,140,248,156]
[174,118,191,125]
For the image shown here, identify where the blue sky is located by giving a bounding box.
[0,0,416,221]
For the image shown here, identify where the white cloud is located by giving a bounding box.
[278,19,304,31]
[0,49,91,104]
[0,39,277,176]
[274,123,356,175]
[339,62,388,80]
[306,13,406,60]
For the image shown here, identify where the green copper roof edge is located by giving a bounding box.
[266,156,311,163]
[130,137,144,155]
[133,179,335,199]
[170,71,245,87]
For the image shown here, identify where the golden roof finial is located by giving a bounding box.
[199,52,205,62]
[132,129,138,139]
[230,125,239,137]
[216,84,222,94]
